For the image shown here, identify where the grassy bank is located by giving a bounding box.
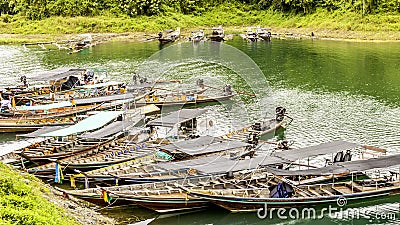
[0,5,399,43]
[0,163,77,224]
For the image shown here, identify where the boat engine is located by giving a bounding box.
[275,107,286,121]
[196,78,205,89]
[223,84,233,95]
[277,140,290,150]
[251,122,262,131]
[247,132,259,145]
[343,150,352,162]
[334,151,344,163]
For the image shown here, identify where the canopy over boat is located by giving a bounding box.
[17,126,67,138]
[156,153,288,174]
[147,109,207,127]
[156,141,360,174]
[275,140,359,161]
[0,137,51,157]
[266,153,400,176]
[15,101,72,111]
[30,68,85,82]
[76,81,121,89]
[159,136,250,156]
[138,104,160,115]
[40,111,123,137]
[74,93,137,105]
[78,120,135,140]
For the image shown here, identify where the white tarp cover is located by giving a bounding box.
[16,101,72,111]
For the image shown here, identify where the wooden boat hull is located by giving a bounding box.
[209,36,224,42]
[66,192,136,207]
[0,122,73,133]
[158,38,175,44]
[135,94,233,108]
[20,143,100,166]
[72,175,202,187]
[258,116,293,141]
[259,34,272,41]
[190,186,400,212]
[121,195,210,213]
[246,36,258,42]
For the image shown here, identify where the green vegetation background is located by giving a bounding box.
[0,163,77,225]
[0,0,399,34]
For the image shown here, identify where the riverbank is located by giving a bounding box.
[0,163,115,225]
[0,6,399,44]
[1,25,399,46]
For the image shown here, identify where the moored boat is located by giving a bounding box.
[158,28,181,44]
[189,30,205,42]
[187,150,400,211]
[208,26,225,42]
[256,27,272,41]
[244,27,258,42]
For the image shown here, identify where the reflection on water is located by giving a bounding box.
[0,133,17,143]
[103,195,400,225]
[1,37,400,225]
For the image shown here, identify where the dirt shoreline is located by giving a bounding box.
[1,26,399,44]
[44,185,116,225]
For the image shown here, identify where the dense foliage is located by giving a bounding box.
[0,0,399,20]
[0,163,76,225]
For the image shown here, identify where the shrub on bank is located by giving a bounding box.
[0,163,76,225]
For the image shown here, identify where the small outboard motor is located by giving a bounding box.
[334,151,344,163]
[226,171,234,179]
[252,122,262,131]
[276,107,286,121]
[223,84,233,95]
[20,75,28,86]
[196,78,205,89]
[247,133,259,145]
[277,140,290,150]
[343,150,352,162]
[325,159,333,166]
[139,77,147,84]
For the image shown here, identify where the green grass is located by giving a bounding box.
[0,4,399,40]
[0,163,77,225]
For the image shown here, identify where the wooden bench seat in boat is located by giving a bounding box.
[296,190,310,198]
[331,185,353,194]
[256,182,269,188]
[307,188,321,197]
[320,188,335,196]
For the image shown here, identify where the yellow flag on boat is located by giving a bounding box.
[11,96,16,108]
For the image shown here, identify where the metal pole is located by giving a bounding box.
[351,172,354,193]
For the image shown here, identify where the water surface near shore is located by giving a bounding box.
[1,37,399,224]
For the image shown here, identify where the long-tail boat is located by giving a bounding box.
[68,136,252,187]
[208,26,225,42]
[66,108,291,187]
[187,153,400,211]
[0,102,100,133]
[17,111,125,164]
[62,145,397,213]
[256,27,272,41]
[158,28,180,44]
[60,175,222,209]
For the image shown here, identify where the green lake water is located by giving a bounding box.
[0,37,399,224]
